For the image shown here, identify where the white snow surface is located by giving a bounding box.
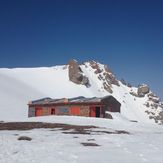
[0,63,158,123]
[0,116,163,163]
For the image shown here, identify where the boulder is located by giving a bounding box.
[137,84,150,96]
[18,136,32,141]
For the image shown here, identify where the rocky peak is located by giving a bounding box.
[68,59,90,87]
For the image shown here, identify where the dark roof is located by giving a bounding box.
[28,96,113,105]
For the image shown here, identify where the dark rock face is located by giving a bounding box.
[103,82,113,93]
[137,84,150,97]
[95,68,103,74]
[88,61,119,93]
[89,61,99,69]
[145,102,150,107]
[104,66,120,86]
[148,93,160,103]
[143,92,163,124]
[89,61,103,74]
[68,59,90,87]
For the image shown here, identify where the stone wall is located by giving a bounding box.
[79,106,90,117]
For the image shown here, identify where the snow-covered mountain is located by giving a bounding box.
[0,59,163,124]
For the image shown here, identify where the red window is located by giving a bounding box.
[70,106,80,115]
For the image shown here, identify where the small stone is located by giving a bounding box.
[18,136,32,141]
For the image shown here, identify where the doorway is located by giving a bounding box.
[95,107,100,117]
[51,108,55,115]
[35,108,43,116]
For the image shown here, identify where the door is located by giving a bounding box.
[90,107,96,117]
[51,108,55,115]
[95,107,100,117]
[35,108,43,116]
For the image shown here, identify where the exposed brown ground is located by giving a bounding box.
[0,122,96,131]
[81,142,100,146]
[0,122,130,135]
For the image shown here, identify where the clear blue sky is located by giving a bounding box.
[0,0,163,99]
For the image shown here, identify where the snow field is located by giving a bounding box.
[0,116,163,163]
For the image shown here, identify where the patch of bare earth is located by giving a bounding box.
[0,122,96,131]
[81,142,100,146]
[87,139,95,141]
[62,129,130,135]
[0,122,130,135]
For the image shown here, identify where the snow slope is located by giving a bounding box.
[0,61,162,123]
[0,66,94,120]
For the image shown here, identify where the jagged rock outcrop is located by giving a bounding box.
[143,92,162,124]
[103,82,113,93]
[148,93,160,103]
[68,59,90,87]
[88,61,119,93]
[104,65,120,86]
[137,84,150,97]
[126,83,163,124]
